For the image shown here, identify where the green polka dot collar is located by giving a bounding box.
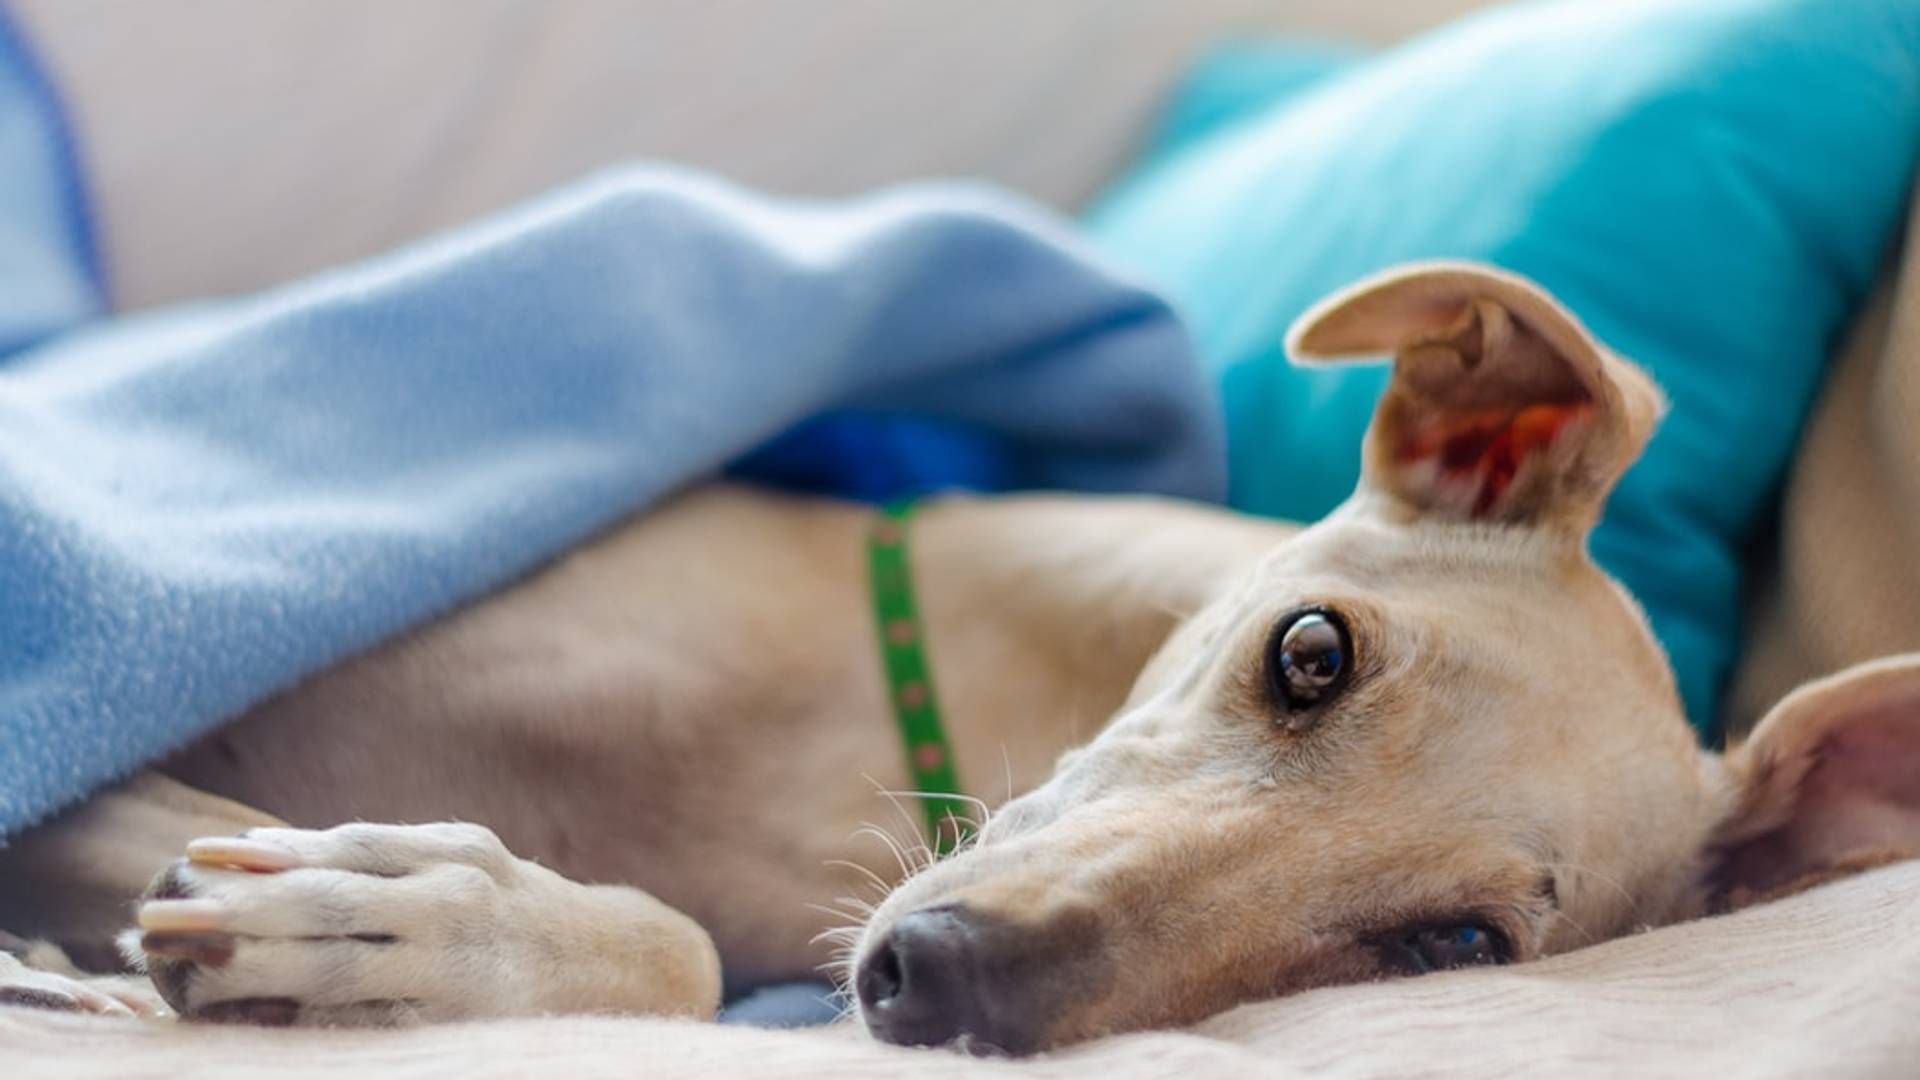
[867,500,973,856]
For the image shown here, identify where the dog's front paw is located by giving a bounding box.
[0,947,166,1018]
[136,822,544,1027]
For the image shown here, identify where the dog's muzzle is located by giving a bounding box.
[855,902,1107,1055]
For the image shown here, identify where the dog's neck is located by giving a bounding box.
[909,494,1294,803]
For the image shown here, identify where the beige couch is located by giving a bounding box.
[13,0,1485,309]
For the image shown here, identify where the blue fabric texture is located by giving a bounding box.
[716,981,843,1028]
[0,166,1224,836]
[1085,0,1920,735]
[0,5,104,355]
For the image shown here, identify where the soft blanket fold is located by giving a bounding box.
[0,167,1224,835]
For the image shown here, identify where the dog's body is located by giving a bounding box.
[1,483,1285,1025]
[3,264,1917,1053]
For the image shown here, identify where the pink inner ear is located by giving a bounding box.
[1723,700,1920,900]
[1796,709,1920,850]
[1395,401,1592,517]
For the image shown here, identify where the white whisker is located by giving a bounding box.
[862,774,940,873]
[868,787,994,830]
[851,823,912,879]
[1542,859,1637,911]
[822,857,892,896]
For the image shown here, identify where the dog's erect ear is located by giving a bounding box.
[1286,261,1665,529]
[1708,654,1920,906]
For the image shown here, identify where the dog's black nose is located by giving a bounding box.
[857,905,1035,1054]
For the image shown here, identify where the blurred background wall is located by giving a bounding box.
[12,0,1489,310]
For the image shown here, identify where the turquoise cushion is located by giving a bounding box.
[1085,0,1920,735]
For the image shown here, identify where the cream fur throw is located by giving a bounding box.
[5,859,1917,1079]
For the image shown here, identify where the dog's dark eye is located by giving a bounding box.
[1266,608,1352,714]
[1393,923,1509,973]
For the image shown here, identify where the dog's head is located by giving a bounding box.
[853,262,1920,1054]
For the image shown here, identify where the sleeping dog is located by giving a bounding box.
[2,262,1915,1054]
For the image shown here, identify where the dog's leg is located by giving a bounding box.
[135,821,720,1026]
[0,770,285,959]
[0,934,167,1017]
[0,770,278,1017]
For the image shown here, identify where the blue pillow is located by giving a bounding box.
[1085,0,1920,735]
[0,7,104,355]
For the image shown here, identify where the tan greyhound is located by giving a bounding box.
[1,262,1915,1054]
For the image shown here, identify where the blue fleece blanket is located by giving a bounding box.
[0,160,1223,835]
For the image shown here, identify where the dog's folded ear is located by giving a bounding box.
[1286,261,1665,530]
[1706,654,1920,908]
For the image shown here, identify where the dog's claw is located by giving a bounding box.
[139,899,232,932]
[187,837,302,873]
